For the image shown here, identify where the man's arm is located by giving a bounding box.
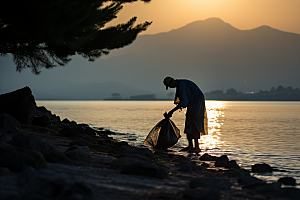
[164,105,181,118]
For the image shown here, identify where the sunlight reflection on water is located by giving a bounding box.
[199,101,224,150]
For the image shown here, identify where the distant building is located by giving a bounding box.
[104,93,122,100]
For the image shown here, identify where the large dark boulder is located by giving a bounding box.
[242,182,281,194]
[0,143,47,172]
[65,149,92,161]
[0,87,36,124]
[278,188,300,200]
[9,132,57,152]
[31,116,52,127]
[65,145,91,161]
[200,153,219,161]
[35,106,60,124]
[59,127,81,138]
[278,177,296,186]
[214,155,240,169]
[8,132,74,164]
[121,159,167,179]
[176,161,198,172]
[252,163,273,173]
[0,112,21,132]
[42,151,73,164]
[18,168,93,199]
[215,155,229,167]
[237,169,263,186]
[190,178,231,190]
[69,136,94,147]
[184,188,220,200]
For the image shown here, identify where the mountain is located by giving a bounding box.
[100,18,300,93]
[1,18,300,99]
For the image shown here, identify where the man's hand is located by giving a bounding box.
[163,111,173,118]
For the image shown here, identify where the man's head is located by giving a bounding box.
[163,76,176,90]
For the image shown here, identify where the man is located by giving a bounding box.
[163,77,208,153]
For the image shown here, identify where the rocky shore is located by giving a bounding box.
[0,87,299,200]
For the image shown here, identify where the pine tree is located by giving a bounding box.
[0,0,151,74]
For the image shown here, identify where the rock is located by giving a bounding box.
[200,163,210,168]
[0,143,47,172]
[80,126,96,136]
[116,141,129,146]
[214,155,229,167]
[62,118,77,126]
[176,161,198,172]
[0,167,11,176]
[18,168,93,199]
[65,149,91,161]
[213,155,240,169]
[62,118,71,123]
[0,112,21,132]
[120,153,152,163]
[70,138,94,147]
[278,177,296,186]
[117,145,136,155]
[252,163,273,173]
[238,174,263,186]
[35,106,60,124]
[66,145,90,153]
[121,159,167,179]
[59,127,81,138]
[278,188,300,200]
[226,160,240,169]
[110,157,141,170]
[190,178,231,190]
[242,182,281,194]
[0,133,13,144]
[200,153,219,161]
[9,132,57,152]
[31,116,51,127]
[0,86,36,124]
[8,132,74,165]
[135,147,154,158]
[236,169,264,186]
[184,188,220,200]
[42,150,73,164]
[70,125,97,136]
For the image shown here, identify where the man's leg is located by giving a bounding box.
[194,138,201,153]
[191,123,201,153]
[188,137,193,148]
[179,134,193,151]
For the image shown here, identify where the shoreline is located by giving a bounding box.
[1,106,300,199]
[0,86,299,200]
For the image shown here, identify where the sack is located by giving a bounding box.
[144,118,181,149]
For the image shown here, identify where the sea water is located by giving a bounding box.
[36,100,300,187]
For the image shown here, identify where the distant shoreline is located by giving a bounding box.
[35,99,300,101]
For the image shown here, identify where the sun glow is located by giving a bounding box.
[199,101,225,150]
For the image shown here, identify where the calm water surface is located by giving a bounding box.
[36,100,300,187]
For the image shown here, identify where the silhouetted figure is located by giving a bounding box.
[163,77,207,153]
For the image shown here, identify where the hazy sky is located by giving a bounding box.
[1,0,300,97]
[108,0,300,35]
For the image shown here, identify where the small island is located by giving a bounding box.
[205,85,300,101]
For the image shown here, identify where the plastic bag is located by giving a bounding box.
[144,118,181,149]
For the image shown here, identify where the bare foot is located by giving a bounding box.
[179,146,193,152]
